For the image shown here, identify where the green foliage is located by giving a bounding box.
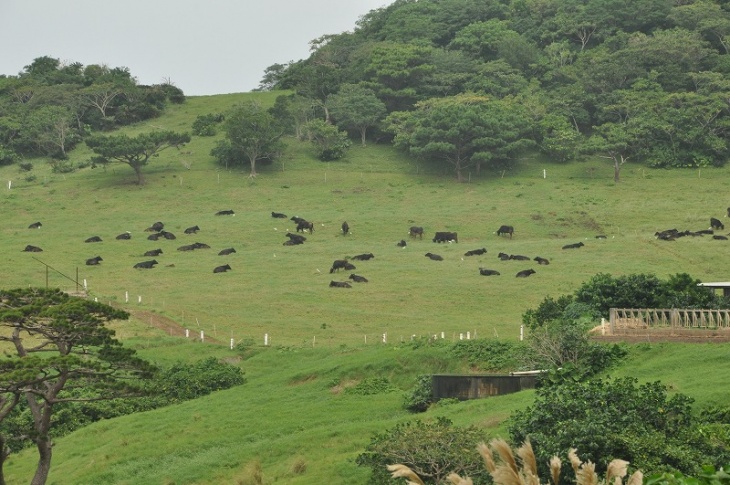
[344,377,397,396]
[509,377,730,481]
[356,417,490,484]
[222,101,285,175]
[329,84,387,146]
[156,357,245,401]
[191,113,224,136]
[645,466,730,485]
[304,119,351,161]
[0,146,20,166]
[403,375,433,413]
[449,339,524,371]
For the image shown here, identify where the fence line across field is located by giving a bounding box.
[609,308,730,332]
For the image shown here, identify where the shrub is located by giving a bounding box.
[450,339,524,371]
[157,357,245,401]
[18,161,33,172]
[192,113,224,136]
[344,376,396,396]
[403,375,433,413]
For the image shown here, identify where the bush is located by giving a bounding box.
[403,375,433,412]
[157,357,245,401]
[304,119,351,161]
[18,161,33,172]
[344,376,397,396]
[192,113,224,136]
[450,339,524,371]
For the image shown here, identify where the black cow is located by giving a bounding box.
[213,264,232,273]
[161,231,176,240]
[464,248,487,256]
[184,225,200,234]
[534,256,550,265]
[330,280,352,288]
[479,268,500,276]
[215,210,235,216]
[144,249,163,257]
[349,273,369,283]
[296,220,314,233]
[397,240,407,247]
[23,245,43,252]
[595,235,607,239]
[271,212,287,218]
[351,253,375,261]
[509,254,530,261]
[290,216,306,224]
[193,242,210,249]
[330,260,356,273]
[516,269,536,278]
[85,236,102,243]
[655,229,680,241]
[28,222,42,229]
[218,248,236,255]
[409,226,424,239]
[283,240,301,246]
[562,242,584,249]
[727,207,730,218]
[341,221,350,235]
[713,235,728,240]
[133,259,158,269]
[497,225,514,238]
[284,233,306,245]
[433,231,458,243]
[116,232,131,240]
[145,222,164,232]
[425,252,443,261]
[710,217,724,230]
[498,252,511,261]
[86,256,103,266]
[177,244,196,251]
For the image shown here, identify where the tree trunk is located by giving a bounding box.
[249,156,257,178]
[132,164,144,185]
[360,127,367,147]
[30,437,52,485]
[614,159,620,182]
[0,435,8,485]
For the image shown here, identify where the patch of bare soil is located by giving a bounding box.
[128,309,222,344]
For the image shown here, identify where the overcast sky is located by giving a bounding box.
[0,0,390,96]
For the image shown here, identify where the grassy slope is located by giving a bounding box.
[2,92,730,483]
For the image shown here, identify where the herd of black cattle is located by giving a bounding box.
[20,208,729,287]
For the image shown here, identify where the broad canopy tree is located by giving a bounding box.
[328,84,386,146]
[86,130,190,184]
[0,288,155,485]
[221,101,285,177]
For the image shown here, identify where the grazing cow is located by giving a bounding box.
[85,236,102,243]
[351,253,375,261]
[433,231,458,243]
[479,268,500,276]
[184,225,200,234]
[144,249,163,257]
[464,248,487,256]
[397,240,407,247]
[86,256,103,266]
[497,225,514,239]
[425,252,443,261]
[516,269,536,278]
[330,260,356,273]
[271,212,287,218]
[329,280,352,288]
[213,264,232,273]
[28,222,42,229]
[341,221,350,235]
[115,232,131,240]
[562,242,585,249]
[713,235,728,240]
[409,226,424,239]
[509,254,530,261]
[296,220,314,233]
[710,217,724,230]
[349,273,369,283]
[23,245,43,252]
[145,222,164,232]
[218,248,236,255]
[215,210,235,216]
[133,259,158,269]
[498,252,511,261]
[534,256,550,265]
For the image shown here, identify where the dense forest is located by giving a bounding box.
[264,0,730,181]
[0,56,185,166]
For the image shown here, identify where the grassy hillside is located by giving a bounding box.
[2,92,730,484]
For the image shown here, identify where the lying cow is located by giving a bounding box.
[213,264,232,273]
[397,240,407,247]
[351,253,375,261]
[562,242,585,249]
[496,225,514,238]
[713,235,728,240]
[464,248,487,256]
[215,210,235,216]
[133,259,158,269]
[330,280,352,288]
[144,249,163,257]
[86,256,103,266]
[271,212,287,219]
[85,236,102,243]
[534,256,550,265]
[218,248,236,255]
[145,222,164,232]
[28,221,42,229]
[479,268,500,276]
[23,245,43,252]
[711,217,724,230]
[330,260,356,273]
[497,252,510,261]
[349,274,368,283]
[409,226,424,239]
[184,225,200,234]
[116,232,131,240]
[509,254,530,261]
[516,269,536,278]
[425,252,443,261]
[433,231,458,243]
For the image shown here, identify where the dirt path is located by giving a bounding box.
[128,309,223,344]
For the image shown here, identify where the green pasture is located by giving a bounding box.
[2,92,730,483]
